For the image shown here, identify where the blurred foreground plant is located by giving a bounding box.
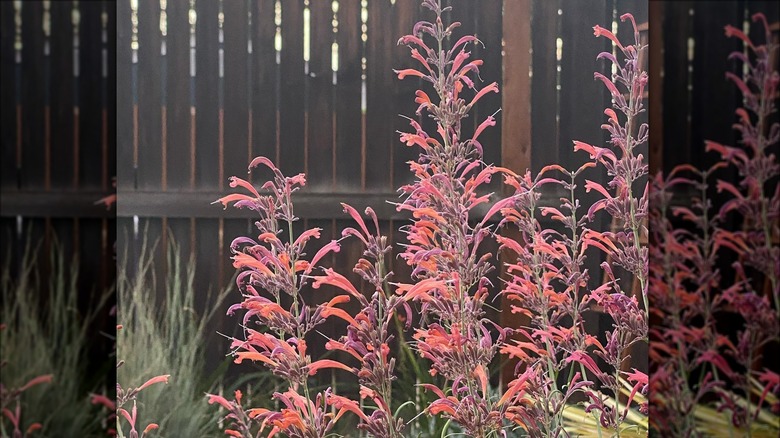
[649,12,779,438]
[0,238,112,437]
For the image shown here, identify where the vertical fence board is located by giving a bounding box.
[117,0,134,190]
[307,0,335,191]
[691,1,743,170]
[167,217,193,268]
[559,0,612,367]
[278,0,305,175]
[530,0,560,172]
[365,0,394,191]
[49,2,74,189]
[194,218,222,375]
[335,0,362,190]
[251,0,278,166]
[224,0,250,183]
[136,0,162,190]
[80,3,104,189]
[661,1,693,173]
[500,0,533,386]
[20,2,44,190]
[195,0,220,189]
[559,0,611,172]
[0,219,19,281]
[77,217,103,299]
[106,0,117,192]
[648,1,663,175]
[1,3,17,190]
[166,0,192,190]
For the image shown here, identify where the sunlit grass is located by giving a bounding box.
[116,231,230,438]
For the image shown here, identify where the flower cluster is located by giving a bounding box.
[649,13,779,436]
[114,369,170,438]
[497,14,649,436]
[213,157,356,437]
[0,368,51,438]
[497,165,594,437]
[393,1,520,436]
[311,204,407,438]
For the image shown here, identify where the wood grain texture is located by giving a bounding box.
[278,0,305,176]
[223,0,250,186]
[136,0,162,190]
[307,0,335,191]
[335,0,363,190]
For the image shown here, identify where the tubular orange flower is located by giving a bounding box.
[394,68,426,80]
[307,359,354,376]
[593,24,625,51]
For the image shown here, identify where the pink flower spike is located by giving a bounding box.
[593,25,624,51]
[91,393,116,411]
[395,68,426,80]
[620,13,638,36]
[410,48,433,73]
[397,34,431,53]
[207,394,233,410]
[248,156,277,172]
[213,193,256,210]
[752,13,771,41]
[137,375,171,392]
[725,72,754,98]
[19,374,53,392]
[593,72,622,100]
[584,179,612,199]
[328,393,369,422]
[468,82,499,108]
[307,359,353,376]
[341,203,371,238]
[306,240,341,273]
[312,268,362,299]
[119,406,135,427]
[604,108,619,124]
[472,116,496,143]
[724,25,755,50]
[451,49,472,76]
[228,176,261,198]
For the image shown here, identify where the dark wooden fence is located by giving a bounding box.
[650,0,780,175]
[109,0,649,378]
[0,0,116,380]
[649,1,780,373]
[2,0,652,379]
[0,0,116,299]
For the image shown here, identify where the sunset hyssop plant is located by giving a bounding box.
[649,12,779,437]
[311,203,408,438]
[212,1,649,436]
[495,12,648,438]
[0,360,51,438]
[111,356,170,437]
[392,0,525,436]
[212,158,361,437]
